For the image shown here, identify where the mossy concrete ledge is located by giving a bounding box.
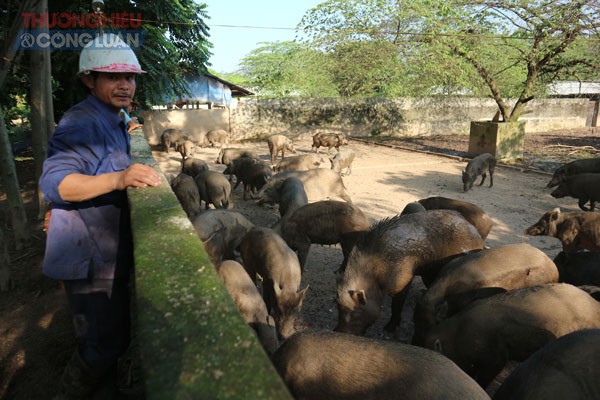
[126,132,292,399]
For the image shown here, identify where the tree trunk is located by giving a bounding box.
[0,108,29,251]
[45,40,55,142]
[445,41,512,122]
[0,0,40,251]
[30,49,49,220]
[0,229,12,291]
[0,0,38,91]
[29,0,53,221]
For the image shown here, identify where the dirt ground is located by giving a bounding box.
[1,128,598,399]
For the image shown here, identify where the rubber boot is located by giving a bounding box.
[53,350,107,400]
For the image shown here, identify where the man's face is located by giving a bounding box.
[82,72,136,112]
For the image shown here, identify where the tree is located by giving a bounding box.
[47,0,213,113]
[415,0,600,121]
[299,0,600,120]
[239,41,337,97]
[0,0,38,258]
[328,40,406,97]
[29,0,54,221]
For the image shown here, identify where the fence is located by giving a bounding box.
[126,131,292,399]
[140,97,592,146]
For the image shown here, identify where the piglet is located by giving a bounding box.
[462,153,496,192]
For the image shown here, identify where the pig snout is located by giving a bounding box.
[273,287,308,340]
[525,225,542,235]
[551,187,566,198]
[333,290,379,335]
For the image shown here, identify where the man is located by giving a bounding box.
[120,104,143,133]
[39,32,160,398]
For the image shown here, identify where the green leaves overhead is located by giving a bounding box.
[239,41,338,97]
[294,0,599,120]
[41,0,213,111]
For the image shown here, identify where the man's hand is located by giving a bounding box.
[117,163,161,189]
[59,163,162,202]
[127,120,143,133]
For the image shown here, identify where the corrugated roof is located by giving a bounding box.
[548,81,600,96]
[205,72,254,97]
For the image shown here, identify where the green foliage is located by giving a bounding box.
[1,1,212,143]
[329,40,405,97]
[297,0,600,119]
[239,41,338,97]
[298,0,403,47]
[130,1,212,106]
[209,70,247,86]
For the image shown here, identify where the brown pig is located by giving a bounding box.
[399,201,427,215]
[493,329,600,400]
[277,200,372,271]
[194,170,232,209]
[423,283,600,389]
[206,129,230,148]
[170,172,201,219]
[412,243,559,346]
[329,147,356,176]
[215,147,259,165]
[525,207,600,252]
[335,210,484,335]
[272,330,490,400]
[191,209,254,266]
[176,139,195,160]
[267,134,296,165]
[274,154,324,173]
[217,260,279,355]
[223,157,272,200]
[181,157,209,178]
[550,172,600,211]
[462,153,496,192]
[239,226,308,339]
[160,128,187,153]
[415,196,493,240]
[274,177,308,219]
[259,169,353,204]
[312,132,349,154]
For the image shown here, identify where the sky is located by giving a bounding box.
[204,0,324,74]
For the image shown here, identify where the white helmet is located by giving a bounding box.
[78,32,146,75]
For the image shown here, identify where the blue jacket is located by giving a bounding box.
[40,95,132,280]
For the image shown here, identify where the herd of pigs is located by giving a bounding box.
[157,127,600,399]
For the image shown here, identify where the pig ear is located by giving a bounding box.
[296,285,309,306]
[434,339,443,353]
[298,285,309,299]
[348,289,367,305]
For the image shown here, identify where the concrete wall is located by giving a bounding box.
[141,108,229,146]
[141,97,589,144]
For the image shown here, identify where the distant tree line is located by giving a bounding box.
[224,0,599,123]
